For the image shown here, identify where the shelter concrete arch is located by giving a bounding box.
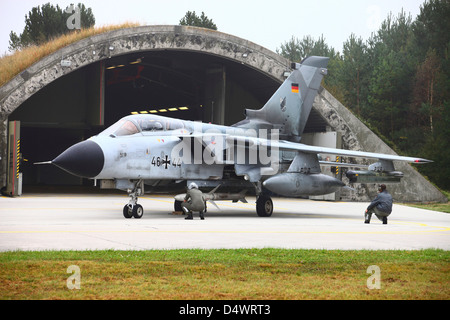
[0,25,290,116]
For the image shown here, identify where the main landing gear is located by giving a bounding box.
[254,181,273,217]
[123,180,144,219]
[256,194,273,217]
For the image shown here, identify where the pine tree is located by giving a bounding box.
[8,2,95,51]
[179,11,217,30]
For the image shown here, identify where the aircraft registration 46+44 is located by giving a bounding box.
[37,56,431,218]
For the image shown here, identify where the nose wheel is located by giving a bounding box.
[123,180,144,219]
[123,204,143,219]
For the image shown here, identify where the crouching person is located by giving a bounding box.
[365,184,392,224]
[181,182,206,220]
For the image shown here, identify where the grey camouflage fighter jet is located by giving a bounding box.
[43,56,431,218]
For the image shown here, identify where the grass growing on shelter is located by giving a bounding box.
[0,22,140,87]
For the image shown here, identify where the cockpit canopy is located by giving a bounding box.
[99,114,184,137]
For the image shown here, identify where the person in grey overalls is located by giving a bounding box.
[365,184,393,224]
[181,182,206,220]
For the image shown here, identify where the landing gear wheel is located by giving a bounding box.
[123,179,144,219]
[123,205,132,219]
[256,195,273,217]
[132,204,144,219]
[174,200,183,212]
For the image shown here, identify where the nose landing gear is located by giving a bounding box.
[123,180,144,219]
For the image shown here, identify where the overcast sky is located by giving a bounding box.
[0,0,425,56]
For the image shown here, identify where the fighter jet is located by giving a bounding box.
[43,56,431,218]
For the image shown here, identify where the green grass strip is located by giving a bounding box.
[1,249,449,300]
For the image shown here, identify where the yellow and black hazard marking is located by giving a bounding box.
[16,139,20,178]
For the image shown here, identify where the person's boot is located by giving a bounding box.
[185,210,193,220]
[200,211,205,220]
[364,212,371,224]
[382,217,388,225]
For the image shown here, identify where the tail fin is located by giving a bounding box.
[235,56,329,141]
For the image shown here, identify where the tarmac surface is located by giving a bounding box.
[0,193,449,251]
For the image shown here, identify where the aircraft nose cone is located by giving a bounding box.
[53,140,104,178]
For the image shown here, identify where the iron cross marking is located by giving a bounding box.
[162,155,171,169]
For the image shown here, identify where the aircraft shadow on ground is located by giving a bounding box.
[135,209,357,220]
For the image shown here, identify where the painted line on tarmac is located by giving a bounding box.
[1,224,448,235]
